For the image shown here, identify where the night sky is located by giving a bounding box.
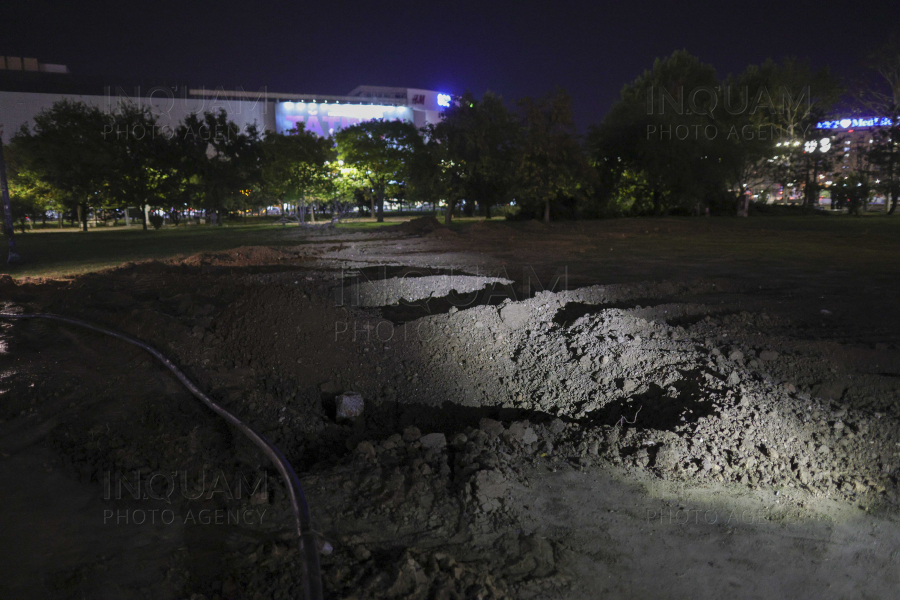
[1,0,894,130]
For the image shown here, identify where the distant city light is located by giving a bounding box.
[816,117,893,129]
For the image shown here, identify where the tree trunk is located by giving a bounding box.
[79,203,88,232]
[376,188,384,223]
[888,142,897,215]
[543,198,550,223]
[142,204,149,230]
[311,200,316,223]
[444,200,453,225]
[0,139,21,263]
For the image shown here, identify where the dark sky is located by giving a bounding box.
[1,0,895,130]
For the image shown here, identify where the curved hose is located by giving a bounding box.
[0,311,323,600]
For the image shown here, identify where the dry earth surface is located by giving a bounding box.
[1,216,900,599]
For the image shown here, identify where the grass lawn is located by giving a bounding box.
[2,212,899,280]
[0,223,307,278]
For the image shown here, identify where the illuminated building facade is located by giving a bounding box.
[0,60,450,142]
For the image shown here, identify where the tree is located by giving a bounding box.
[830,172,872,215]
[858,37,900,214]
[517,90,589,222]
[260,126,332,223]
[4,149,55,233]
[430,92,520,221]
[174,110,264,224]
[11,100,116,231]
[0,136,21,263]
[749,58,843,207]
[588,50,726,215]
[104,103,179,230]
[407,126,462,222]
[589,51,843,215]
[335,119,421,222]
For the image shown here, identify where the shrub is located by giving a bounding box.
[148,214,165,229]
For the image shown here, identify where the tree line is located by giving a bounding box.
[4,38,899,232]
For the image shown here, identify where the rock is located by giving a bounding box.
[335,392,364,420]
[654,444,681,471]
[450,433,468,447]
[500,304,529,330]
[356,441,376,459]
[403,426,422,442]
[319,379,341,395]
[504,535,556,581]
[759,350,779,362]
[381,433,402,450]
[634,448,650,467]
[728,371,741,386]
[474,469,508,511]
[813,381,846,401]
[504,421,538,445]
[728,350,745,362]
[353,545,371,561]
[420,433,447,450]
[479,418,505,437]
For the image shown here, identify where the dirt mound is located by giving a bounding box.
[464,220,513,238]
[4,223,900,599]
[520,219,549,231]
[178,245,298,268]
[388,216,445,236]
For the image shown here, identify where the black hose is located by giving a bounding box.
[0,311,323,600]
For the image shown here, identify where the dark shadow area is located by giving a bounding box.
[585,371,721,432]
[552,300,668,325]
[296,397,564,469]
[664,309,742,328]
[379,283,524,324]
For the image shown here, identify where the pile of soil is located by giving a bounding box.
[2,224,900,598]
[387,216,445,236]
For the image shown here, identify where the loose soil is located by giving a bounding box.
[1,217,900,599]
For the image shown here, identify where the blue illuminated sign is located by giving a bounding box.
[816,117,893,129]
[437,93,451,108]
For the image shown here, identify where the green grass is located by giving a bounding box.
[0,223,306,278]
[0,215,437,278]
[3,212,899,280]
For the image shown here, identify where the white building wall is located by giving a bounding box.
[0,91,275,143]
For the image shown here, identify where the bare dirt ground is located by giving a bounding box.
[1,216,900,599]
